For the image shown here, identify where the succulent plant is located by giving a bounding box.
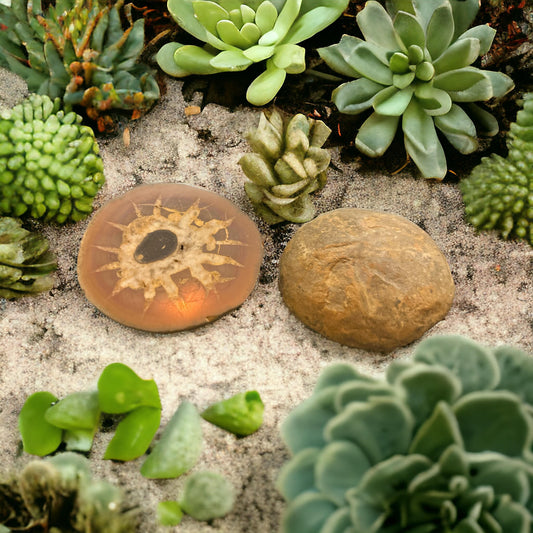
[156,0,349,106]
[461,92,533,246]
[0,217,57,298]
[0,452,137,531]
[278,335,533,532]
[0,94,105,224]
[317,0,515,180]
[239,109,331,223]
[0,0,160,131]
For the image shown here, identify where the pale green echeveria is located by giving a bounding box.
[278,335,533,533]
[156,0,349,106]
[318,0,515,180]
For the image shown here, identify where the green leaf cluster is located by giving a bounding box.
[461,92,533,246]
[0,94,104,224]
[18,362,162,461]
[156,0,349,106]
[318,0,515,180]
[0,452,136,531]
[278,335,533,532]
[0,0,159,126]
[239,109,331,224]
[0,217,57,298]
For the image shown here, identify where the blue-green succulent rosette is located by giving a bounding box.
[156,0,349,106]
[278,335,533,533]
[317,0,515,180]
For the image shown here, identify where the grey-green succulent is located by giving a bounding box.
[278,335,533,532]
[318,0,515,180]
[0,217,57,298]
[239,109,331,224]
[156,0,349,106]
[461,92,533,246]
[0,94,104,224]
[0,0,160,131]
[0,452,137,531]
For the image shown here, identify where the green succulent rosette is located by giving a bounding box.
[0,94,104,224]
[461,92,533,246]
[0,0,160,129]
[278,335,533,533]
[156,0,349,106]
[317,0,515,180]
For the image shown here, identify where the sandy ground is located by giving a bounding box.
[0,66,532,532]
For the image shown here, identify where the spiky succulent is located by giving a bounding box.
[156,0,349,106]
[0,94,104,224]
[461,92,533,246]
[0,452,136,531]
[0,217,57,298]
[317,0,515,180]
[0,0,160,131]
[278,335,533,533]
[239,109,331,224]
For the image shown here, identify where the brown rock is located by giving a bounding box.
[279,208,455,352]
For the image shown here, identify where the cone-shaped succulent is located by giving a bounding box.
[239,109,331,223]
[0,217,57,298]
[0,452,137,531]
[461,92,533,246]
[318,0,515,180]
[156,0,349,106]
[278,335,533,533]
[0,0,160,131]
[0,94,105,224]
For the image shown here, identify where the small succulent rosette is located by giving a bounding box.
[239,109,331,224]
[156,0,349,106]
[278,335,533,532]
[318,0,515,179]
[461,92,533,246]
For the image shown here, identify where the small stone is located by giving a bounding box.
[77,183,263,332]
[279,208,455,352]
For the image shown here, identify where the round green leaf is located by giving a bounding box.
[246,62,286,106]
[272,43,306,74]
[355,112,399,157]
[44,390,100,430]
[276,448,320,502]
[331,78,384,115]
[280,492,338,533]
[209,49,253,70]
[174,45,222,75]
[393,11,425,49]
[19,391,62,456]
[157,501,183,526]
[356,0,400,52]
[373,85,414,116]
[156,42,190,77]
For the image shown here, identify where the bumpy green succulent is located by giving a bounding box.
[0,217,57,298]
[278,335,533,533]
[461,92,533,246]
[239,109,331,224]
[0,0,159,130]
[318,0,515,180]
[156,0,349,106]
[0,452,137,531]
[0,94,104,224]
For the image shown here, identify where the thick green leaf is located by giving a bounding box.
[97,362,161,414]
[19,391,62,456]
[201,390,264,436]
[459,24,496,55]
[483,70,515,99]
[193,0,229,35]
[414,84,452,116]
[280,492,338,533]
[433,38,481,74]
[450,0,480,41]
[348,42,392,85]
[325,396,414,463]
[174,45,222,74]
[216,19,253,48]
[373,85,414,116]
[156,42,189,77]
[241,22,261,44]
[317,35,363,78]
[425,3,454,60]
[331,78,384,115]
[104,405,161,461]
[140,401,202,479]
[44,390,100,430]
[272,43,305,74]
[259,0,301,46]
[355,112,399,157]
[466,103,499,136]
[210,49,253,70]
[276,447,320,501]
[402,100,447,179]
[494,345,533,405]
[357,0,401,52]
[157,501,183,526]
[239,153,278,186]
[255,0,278,34]
[434,103,478,153]
[393,10,425,49]
[243,44,276,62]
[246,60,286,106]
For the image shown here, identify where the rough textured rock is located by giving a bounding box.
[279,208,455,352]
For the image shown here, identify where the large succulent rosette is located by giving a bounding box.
[156,0,349,106]
[278,335,533,532]
[317,0,515,179]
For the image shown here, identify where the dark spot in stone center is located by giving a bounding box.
[134,229,178,263]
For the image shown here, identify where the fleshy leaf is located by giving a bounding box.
[277,447,320,501]
[156,42,190,77]
[272,43,306,74]
[459,25,496,55]
[425,3,454,59]
[331,78,384,115]
[259,0,301,46]
[494,345,533,405]
[209,49,253,70]
[348,42,392,85]
[434,103,478,153]
[44,390,100,430]
[357,0,400,51]
[174,45,222,75]
[433,38,481,74]
[373,85,414,116]
[355,112,400,157]
[157,501,183,526]
[19,391,62,456]
[280,492,339,533]
[317,35,364,78]
[246,60,286,106]
[393,10,425,49]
